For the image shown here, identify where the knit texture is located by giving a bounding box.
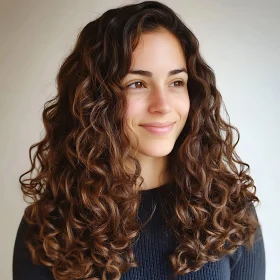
[13,184,266,280]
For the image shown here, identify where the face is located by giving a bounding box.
[122,28,190,158]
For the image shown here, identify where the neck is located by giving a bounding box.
[126,153,170,191]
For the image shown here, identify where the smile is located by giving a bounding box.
[139,123,175,135]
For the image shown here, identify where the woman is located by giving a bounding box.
[13,1,265,279]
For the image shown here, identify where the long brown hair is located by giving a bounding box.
[19,1,260,279]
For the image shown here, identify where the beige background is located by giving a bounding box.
[1,0,279,279]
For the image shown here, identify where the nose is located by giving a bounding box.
[148,88,172,114]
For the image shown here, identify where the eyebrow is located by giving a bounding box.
[127,67,188,77]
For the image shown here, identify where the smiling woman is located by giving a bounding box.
[122,28,190,182]
[13,1,265,280]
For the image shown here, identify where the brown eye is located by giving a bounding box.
[128,82,145,89]
[171,81,184,87]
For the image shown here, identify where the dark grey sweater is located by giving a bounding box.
[13,184,266,279]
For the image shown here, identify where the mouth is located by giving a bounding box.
[139,122,175,127]
[139,122,175,135]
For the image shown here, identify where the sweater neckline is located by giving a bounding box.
[140,182,170,193]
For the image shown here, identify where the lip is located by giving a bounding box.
[139,122,175,135]
[140,122,175,128]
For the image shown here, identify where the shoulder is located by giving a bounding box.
[229,203,266,279]
[13,214,54,279]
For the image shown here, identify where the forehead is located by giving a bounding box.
[130,29,186,70]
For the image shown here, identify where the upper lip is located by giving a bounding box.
[139,122,175,127]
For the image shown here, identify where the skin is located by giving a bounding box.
[122,28,190,190]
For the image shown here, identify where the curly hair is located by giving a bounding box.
[19,1,260,279]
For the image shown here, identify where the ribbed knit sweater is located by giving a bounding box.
[13,183,266,279]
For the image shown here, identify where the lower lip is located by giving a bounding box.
[140,123,175,135]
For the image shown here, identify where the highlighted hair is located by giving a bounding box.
[19,1,260,279]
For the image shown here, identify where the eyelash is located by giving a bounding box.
[127,80,185,89]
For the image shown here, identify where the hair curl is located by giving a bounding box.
[19,1,260,279]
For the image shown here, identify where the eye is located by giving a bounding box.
[170,80,185,87]
[127,81,146,89]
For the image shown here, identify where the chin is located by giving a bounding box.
[138,145,175,158]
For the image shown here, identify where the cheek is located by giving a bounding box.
[177,95,190,118]
[125,98,145,123]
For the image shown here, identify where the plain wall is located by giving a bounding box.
[1,0,279,279]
